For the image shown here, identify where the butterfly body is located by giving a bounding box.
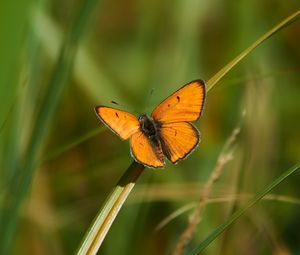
[138,114,160,140]
[95,80,206,168]
[137,114,165,164]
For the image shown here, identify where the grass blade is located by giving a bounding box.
[0,0,102,253]
[43,127,105,163]
[206,9,300,92]
[189,161,300,255]
[76,161,144,255]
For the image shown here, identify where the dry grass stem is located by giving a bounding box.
[155,203,197,232]
[155,193,300,232]
[172,126,241,255]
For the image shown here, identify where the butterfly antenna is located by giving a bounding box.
[144,88,155,113]
[110,101,130,109]
[110,100,140,115]
[150,88,155,96]
[111,100,122,106]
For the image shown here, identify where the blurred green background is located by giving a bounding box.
[0,0,299,254]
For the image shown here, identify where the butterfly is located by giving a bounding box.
[95,80,206,168]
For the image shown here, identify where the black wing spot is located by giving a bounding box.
[115,112,119,118]
[176,96,180,102]
[167,104,170,107]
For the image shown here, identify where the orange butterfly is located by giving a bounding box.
[95,80,206,168]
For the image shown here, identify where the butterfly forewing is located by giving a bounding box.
[95,106,140,140]
[130,131,165,168]
[151,80,206,123]
[159,122,199,163]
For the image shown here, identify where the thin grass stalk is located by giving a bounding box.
[155,193,300,231]
[206,9,300,92]
[43,126,105,163]
[189,161,300,255]
[173,124,240,255]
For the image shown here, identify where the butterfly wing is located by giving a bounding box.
[151,80,205,164]
[95,106,140,140]
[151,80,206,123]
[159,122,199,164]
[130,131,165,168]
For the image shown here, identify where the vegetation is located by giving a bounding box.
[0,1,299,254]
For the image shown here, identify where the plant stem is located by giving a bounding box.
[77,161,145,255]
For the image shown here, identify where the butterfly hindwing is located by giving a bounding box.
[130,131,165,168]
[95,106,140,140]
[151,80,206,123]
[159,122,200,164]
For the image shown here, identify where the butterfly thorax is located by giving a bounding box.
[138,114,161,139]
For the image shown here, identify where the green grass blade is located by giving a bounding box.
[43,127,105,163]
[0,0,102,253]
[189,161,300,255]
[206,9,300,92]
[76,161,144,255]
[0,0,31,128]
